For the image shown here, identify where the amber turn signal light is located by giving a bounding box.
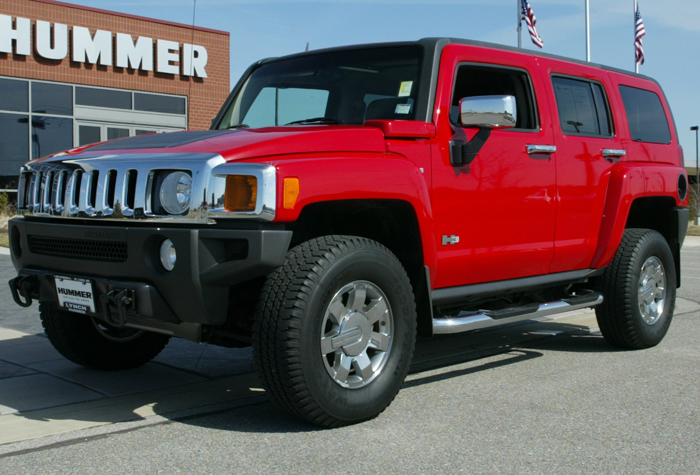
[283,177,300,209]
[225,175,257,212]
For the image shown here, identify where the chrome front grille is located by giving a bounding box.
[18,166,129,217]
[18,153,222,221]
[19,167,136,218]
[17,152,276,223]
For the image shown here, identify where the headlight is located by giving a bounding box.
[159,171,192,215]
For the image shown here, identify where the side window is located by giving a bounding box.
[552,76,612,137]
[451,65,537,130]
[618,85,671,144]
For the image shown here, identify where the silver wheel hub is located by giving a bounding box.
[638,256,666,325]
[321,281,393,389]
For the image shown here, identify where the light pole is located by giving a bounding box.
[692,126,699,225]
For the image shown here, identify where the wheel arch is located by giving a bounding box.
[625,196,686,287]
[591,164,688,287]
[288,199,434,337]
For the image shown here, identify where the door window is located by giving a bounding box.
[451,65,538,130]
[552,76,612,137]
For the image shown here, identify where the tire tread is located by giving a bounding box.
[40,303,170,370]
[253,235,415,427]
[596,229,675,349]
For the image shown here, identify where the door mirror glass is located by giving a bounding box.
[459,95,517,129]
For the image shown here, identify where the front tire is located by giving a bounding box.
[253,236,417,427]
[40,303,170,370]
[596,229,676,349]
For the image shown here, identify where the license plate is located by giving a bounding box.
[55,276,96,314]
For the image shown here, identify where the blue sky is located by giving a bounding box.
[66,0,700,166]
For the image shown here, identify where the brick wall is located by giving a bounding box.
[0,0,230,130]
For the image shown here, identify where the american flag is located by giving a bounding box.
[635,4,646,65]
[521,0,544,49]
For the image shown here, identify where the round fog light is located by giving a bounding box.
[159,239,177,271]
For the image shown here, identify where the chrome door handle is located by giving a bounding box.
[527,144,557,155]
[602,149,626,162]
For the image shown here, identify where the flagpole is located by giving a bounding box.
[585,0,590,61]
[634,0,639,73]
[517,0,522,48]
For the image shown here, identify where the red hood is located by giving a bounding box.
[64,126,388,162]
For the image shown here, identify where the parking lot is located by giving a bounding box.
[0,239,698,473]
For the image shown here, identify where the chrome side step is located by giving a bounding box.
[432,293,603,335]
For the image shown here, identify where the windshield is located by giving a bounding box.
[217,45,424,129]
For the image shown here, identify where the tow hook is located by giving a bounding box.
[8,275,38,307]
[99,289,135,328]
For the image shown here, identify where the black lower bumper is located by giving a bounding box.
[8,218,292,332]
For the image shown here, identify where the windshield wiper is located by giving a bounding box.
[225,124,249,129]
[285,117,342,126]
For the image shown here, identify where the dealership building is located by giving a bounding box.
[0,0,230,191]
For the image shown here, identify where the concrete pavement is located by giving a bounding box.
[0,237,698,447]
[0,308,612,446]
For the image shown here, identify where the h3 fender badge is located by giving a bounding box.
[442,235,460,246]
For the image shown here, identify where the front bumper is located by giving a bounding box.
[8,218,292,337]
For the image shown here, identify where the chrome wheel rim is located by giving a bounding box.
[321,280,393,389]
[91,318,144,342]
[638,256,666,325]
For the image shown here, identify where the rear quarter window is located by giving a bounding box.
[618,85,671,144]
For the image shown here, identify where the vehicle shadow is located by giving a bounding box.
[0,318,618,439]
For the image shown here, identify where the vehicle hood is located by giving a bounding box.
[43,126,388,163]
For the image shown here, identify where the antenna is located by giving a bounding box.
[305,42,309,52]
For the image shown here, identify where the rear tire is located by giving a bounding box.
[595,229,676,349]
[40,302,170,370]
[253,236,416,427]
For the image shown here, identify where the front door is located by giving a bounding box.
[431,49,557,289]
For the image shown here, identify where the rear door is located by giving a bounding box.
[539,59,620,272]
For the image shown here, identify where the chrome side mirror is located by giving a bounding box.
[459,95,517,129]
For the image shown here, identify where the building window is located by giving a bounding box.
[78,125,101,146]
[76,87,132,110]
[107,127,130,140]
[134,93,186,114]
[0,78,28,112]
[0,113,29,189]
[31,116,74,159]
[32,82,73,115]
[0,76,188,191]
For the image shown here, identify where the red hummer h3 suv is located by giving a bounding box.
[8,38,690,427]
